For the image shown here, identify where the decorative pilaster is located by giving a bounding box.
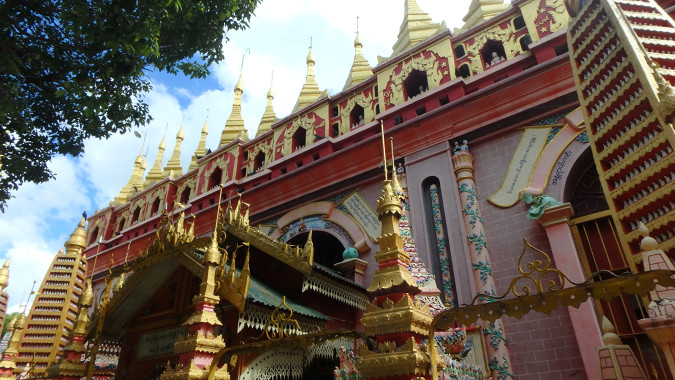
[0,314,24,378]
[451,142,512,380]
[535,202,602,380]
[160,222,229,379]
[46,279,94,380]
[636,222,675,379]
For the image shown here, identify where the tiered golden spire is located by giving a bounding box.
[343,24,374,89]
[144,135,166,186]
[0,313,25,378]
[111,150,146,206]
[220,73,249,146]
[256,81,277,137]
[391,0,444,56]
[461,0,509,30]
[16,218,88,376]
[293,41,325,112]
[190,121,208,170]
[0,260,8,292]
[163,125,184,178]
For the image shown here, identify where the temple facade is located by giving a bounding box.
[6,0,675,379]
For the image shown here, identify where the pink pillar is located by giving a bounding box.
[452,147,511,379]
[537,203,602,380]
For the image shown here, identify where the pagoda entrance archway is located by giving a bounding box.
[270,201,372,255]
[288,230,344,268]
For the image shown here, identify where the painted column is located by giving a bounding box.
[451,143,512,380]
[536,203,602,380]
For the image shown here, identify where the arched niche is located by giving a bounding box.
[403,69,429,100]
[481,39,506,68]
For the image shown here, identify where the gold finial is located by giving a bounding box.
[601,316,622,346]
[0,259,9,290]
[65,216,87,254]
[638,222,659,251]
[380,120,388,181]
[390,137,402,196]
[294,37,323,111]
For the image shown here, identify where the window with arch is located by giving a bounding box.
[131,206,141,225]
[180,187,191,205]
[513,15,526,30]
[350,104,365,129]
[117,218,126,232]
[456,64,471,79]
[254,151,265,172]
[150,198,161,216]
[292,127,306,152]
[403,69,429,100]
[454,44,466,58]
[520,34,532,52]
[88,226,100,245]
[208,167,223,190]
[481,39,507,68]
[422,177,457,307]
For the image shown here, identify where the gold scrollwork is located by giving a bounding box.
[262,296,305,339]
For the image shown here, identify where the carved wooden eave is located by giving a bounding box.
[357,337,430,378]
[214,247,251,313]
[361,295,432,336]
[302,271,369,310]
[222,201,313,275]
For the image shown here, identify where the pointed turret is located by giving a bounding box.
[16,218,88,377]
[0,260,9,335]
[0,313,25,378]
[220,74,249,146]
[461,0,509,30]
[256,87,277,137]
[145,136,166,186]
[293,47,325,112]
[111,151,145,206]
[391,0,444,56]
[343,32,374,90]
[189,121,208,170]
[163,125,184,178]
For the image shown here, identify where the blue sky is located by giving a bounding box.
[1,0,499,313]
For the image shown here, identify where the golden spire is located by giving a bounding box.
[163,125,184,178]
[0,260,8,291]
[220,71,249,146]
[111,150,145,205]
[190,120,208,170]
[144,136,166,186]
[366,122,420,295]
[391,0,444,56]
[343,21,374,89]
[256,76,277,137]
[293,40,325,112]
[65,217,87,254]
[461,0,509,30]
